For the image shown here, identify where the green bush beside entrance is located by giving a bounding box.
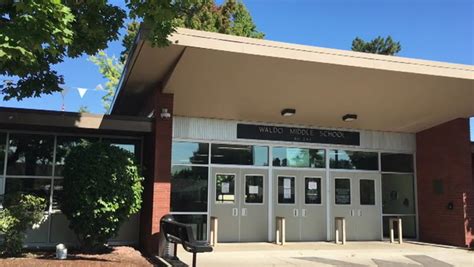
[61,142,143,249]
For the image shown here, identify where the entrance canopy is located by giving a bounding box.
[111,28,474,133]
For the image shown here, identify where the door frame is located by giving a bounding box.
[171,137,418,243]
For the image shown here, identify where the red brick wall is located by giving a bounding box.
[139,91,174,255]
[416,118,474,247]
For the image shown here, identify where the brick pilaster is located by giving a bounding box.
[416,118,474,247]
[140,91,174,255]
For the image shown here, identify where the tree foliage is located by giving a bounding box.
[89,51,123,111]
[93,0,263,111]
[0,194,46,256]
[1,0,263,104]
[0,0,125,100]
[61,142,143,249]
[351,36,401,55]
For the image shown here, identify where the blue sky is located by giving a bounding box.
[1,0,473,140]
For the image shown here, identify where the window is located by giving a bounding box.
[245,175,263,204]
[170,166,208,212]
[0,132,6,165]
[4,178,52,210]
[272,147,325,168]
[335,178,351,205]
[382,174,415,214]
[215,174,235,203]
[360,179,375,205]
[278,176,295,204]
[52,178,63,210]
[330,150,378,170]
[381,153,413,173]
[211,144,268,166]
[7,133,54,176]
[305,177,321,204]
[172,142,209,165]
[102,138,141,163]
[55,136,98,176]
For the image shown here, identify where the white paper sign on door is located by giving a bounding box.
[249,186,259,194]
[221,182,230,193]
[283,188,292,199]
[283,178,291,189]
[308,181,318,190]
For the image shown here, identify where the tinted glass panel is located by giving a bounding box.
[5,178,51,210]
[335,178,351,205]
[330,150,378,170]
[172,214,207,241]
[382,174,415,214]
[381,153,414,173]
[211,144,268,166]
[305,177,321,204]
[0,133,5,166]
[52,178,63,210]
[172,142,209,164]
[7,134,54,176]
[245,175,263,204]
[215,174,235,203]
[102,138,141,162]
[360,179,375,205]
[55,136,98,176]
[278,176,295,204]
[171,166,208,212]
[273,147,325,168]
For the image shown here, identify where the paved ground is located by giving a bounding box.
[175,241,473,267]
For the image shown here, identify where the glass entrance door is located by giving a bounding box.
[210,167,268,242]
[273,169,327,241]
[330,171,382,241]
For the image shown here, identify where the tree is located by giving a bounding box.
[89,51,123,111]
[0,194,46,256]
[0,0,126,100]
[92,0,263,111]
[351,36,401,55]
[78,105,90,113]
[61,142,143,249]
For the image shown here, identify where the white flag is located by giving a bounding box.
[95,84,104,91]
[77,87,88,98]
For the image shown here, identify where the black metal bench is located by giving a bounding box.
[160,215,213,267]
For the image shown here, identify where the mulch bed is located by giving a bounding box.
[0,246,154,266]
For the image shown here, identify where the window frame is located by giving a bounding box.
[334,177,352,205]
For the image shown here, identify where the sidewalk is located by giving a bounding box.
[176,241,473,266]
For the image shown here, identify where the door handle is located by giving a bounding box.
[358,209,362,216]
[350,209,355,216]
[242,208,247,216]
[232,208,238,216]
[302,209,307,217]
[293,209,299,217]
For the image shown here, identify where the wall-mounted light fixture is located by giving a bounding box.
[342,114,357,122]
[281,108,296,117]
[160,108,171,119]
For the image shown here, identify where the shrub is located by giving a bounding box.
[0,194,46,256]
[61,142,143,249]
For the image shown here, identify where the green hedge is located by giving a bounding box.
[61,142,143,249]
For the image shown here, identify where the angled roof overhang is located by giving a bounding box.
[111,28,474,133]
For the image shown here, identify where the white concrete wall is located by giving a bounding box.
[173,116,416,152]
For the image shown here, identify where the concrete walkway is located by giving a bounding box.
[175,241,473,267]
